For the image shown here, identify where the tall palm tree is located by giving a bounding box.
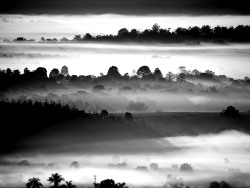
[47,173,64,188]
[25,177,43,188]
[66,180,77,188]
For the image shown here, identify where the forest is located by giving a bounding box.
[1,65,250,92]
[4,24,250,43]
[1,66,250,188]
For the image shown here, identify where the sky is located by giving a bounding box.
[1,43,250,79]
[1,0,250,15]
[0,0,250,78]
[1,1,250,187]
[1,0,250,40]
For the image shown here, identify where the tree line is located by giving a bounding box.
[25,172,128,188]
[25,171,231,188]
[1,65,250,91]
[0,99,134,154]
[8,24,250,43]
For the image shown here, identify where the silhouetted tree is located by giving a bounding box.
[70,161,79,168]
[65,181,77,188]
[73,35,82,41]
[61,66,69,76]
[153,68,163,79]
[101,109,109,117]
[201,25,212,39]
[100,179,116,188]
[49,68,60,79]
[18,160,31,167]
[178,66,187,74]
[118,28,129,38]
[10,24,250,43]
[210,181,219,188]
[48,173,64,188]
[116,182,128,188]
[180,163,193,173]
[26,177,43,188]
[34,67,47,79]
[151,23,160,34]
[244,76,250,81]
[191,69,201,76]
[177,73,186,83]
[149,163,158,170]
[221,106,240,117]
[99,179,128,188]
[130,29,140,38]
[14,37,26,41]
[70,75,78,82]
[24,67,30,74]
[60,37,69,42]
[13,69,20,76]
[84,33,93,40]
[205,70,215,76]
[166,71,175,82]
[107,66,122,78]
[6,68,13,76]
[199,72,214,80]
[57,74,65,82]
[137,66,151,77]
[219,181,230,188]
[124,112,132,121]
[116,162,127,168]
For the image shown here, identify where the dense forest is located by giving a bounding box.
[1,65,250,92]
[0,98,162,155]
[4,24,250,43]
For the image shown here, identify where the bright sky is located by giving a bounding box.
[1,43,250,79]
[1,14,250,79]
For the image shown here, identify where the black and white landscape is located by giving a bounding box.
[0,1,250,188]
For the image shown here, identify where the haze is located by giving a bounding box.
[1,42,250,79]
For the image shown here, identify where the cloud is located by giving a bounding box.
[1,0,250,15]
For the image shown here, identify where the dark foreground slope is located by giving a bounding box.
[1,100,249,156]
[0,100,161,155]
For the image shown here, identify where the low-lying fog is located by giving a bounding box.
[1,42,250,112]
[1,42,250,188]
[0,130,250,188]
[4,81,250,112]
[1,42,250,79]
